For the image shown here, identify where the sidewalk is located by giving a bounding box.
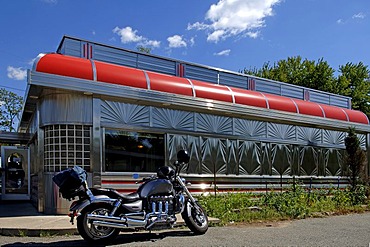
[0,201,219,237]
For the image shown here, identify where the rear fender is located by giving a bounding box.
[70,195,117,212]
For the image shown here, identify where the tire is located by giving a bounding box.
[77,203,120,244]
[181,200,208,235]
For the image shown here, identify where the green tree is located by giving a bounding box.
[344,127,367,189]
[336,62,370,115]
[137,46,151,54]
[0,88,23,132]
[244,56,336,92]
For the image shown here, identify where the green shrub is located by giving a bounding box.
[196,185,369,225]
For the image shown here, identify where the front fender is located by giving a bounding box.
[70,195,117,212]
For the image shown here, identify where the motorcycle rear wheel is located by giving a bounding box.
[181,200,208,235]
[77,203,120,244]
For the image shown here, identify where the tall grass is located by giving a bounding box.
[197,185,369,225]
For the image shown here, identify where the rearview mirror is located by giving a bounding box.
[177,150,190,164]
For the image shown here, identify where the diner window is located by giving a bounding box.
[104,130,165,172]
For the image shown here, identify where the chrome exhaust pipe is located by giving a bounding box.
[87,214,146,227]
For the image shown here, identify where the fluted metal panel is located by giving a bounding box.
[197,113,232,134]
[238,141,261,175]
[299,146,319,176]
[167,134,187,165]
[271,144,292,176]
[200,137,227,174]
[39,92,92,125]
[323,130,345,146]
[268,123,296,141]
[101,101,149,127]
[297,127,321,144]
[234,119,266,138]
[261,143,272,175]
[153,108,194,130]
[358,134,366,149]
[187,135,201,174]
[324,148,343,176]
[226,140,238,175]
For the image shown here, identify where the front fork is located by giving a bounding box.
[176,176,202,213]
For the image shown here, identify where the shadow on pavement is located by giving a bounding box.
[2,230,195,246]
[0,200,43,217]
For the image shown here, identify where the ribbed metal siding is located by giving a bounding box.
[137,54,176,75]
[219,71,248,89]
[309,91,330,105]
[93,44,137,67]
[185,64,218,84]
[330,95,350,108]
[58,38,82,58]
[255,78,281,95]
[281,85,304,99]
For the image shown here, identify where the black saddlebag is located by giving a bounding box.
[52,166,87,199]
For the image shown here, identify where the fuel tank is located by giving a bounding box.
[137,179,173,198]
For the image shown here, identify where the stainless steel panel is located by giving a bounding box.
[330,95,350,108]
[101,101,150,127]
[309,91,330,105]
[268,123,296,141]
[219,71,248,89]
[299,146,319,176]
[200,137,227,174]
[185,64,219,84]
[281,85,304,99]
[323,130,346,146]
[39,91,92,125]
[94,44,137,68]
[271,144,292,176]
[238,141,261,175]
[153,108,194,131]
[324,148,343,176]
[137,54,176,75]
[255,78,281,95]
[234,119,266,138]
[297,126,322,144]
[58,38,82,57]
[197,113,232,135]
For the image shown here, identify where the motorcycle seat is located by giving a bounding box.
[120,192,140,202]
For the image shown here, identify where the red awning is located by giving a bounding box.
[35,53,369,125]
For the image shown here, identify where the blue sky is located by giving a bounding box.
[1,0,370,97]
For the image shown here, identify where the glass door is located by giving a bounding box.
[1,146,30,200]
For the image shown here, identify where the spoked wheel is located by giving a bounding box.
[181,200,208,235]
[77,203,120,244]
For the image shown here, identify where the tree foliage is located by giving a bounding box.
[344,127,367,189]
[0,88,23,132]
[244,56,370,116]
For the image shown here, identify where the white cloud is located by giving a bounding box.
[214,49,231,56]
[188,0,281,42]
[167,35,187,48]
[352,12,365,19]
[7,66,27,80]
[112,26,160,48]
[336,19,344,24]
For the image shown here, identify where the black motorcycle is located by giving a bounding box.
[53,150,208,244]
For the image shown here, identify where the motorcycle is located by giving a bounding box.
[53,150,208,244]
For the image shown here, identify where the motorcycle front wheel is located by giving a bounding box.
[181,200,208,235]
[77,203,120,244]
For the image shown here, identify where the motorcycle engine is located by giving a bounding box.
[148,195,174,215]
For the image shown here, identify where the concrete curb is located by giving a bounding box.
[0,216,220,237]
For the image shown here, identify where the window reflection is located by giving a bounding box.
[104,130,164,172]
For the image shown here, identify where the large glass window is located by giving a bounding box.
[104,130,165,172]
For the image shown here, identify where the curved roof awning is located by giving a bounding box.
[34,53,369,125]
